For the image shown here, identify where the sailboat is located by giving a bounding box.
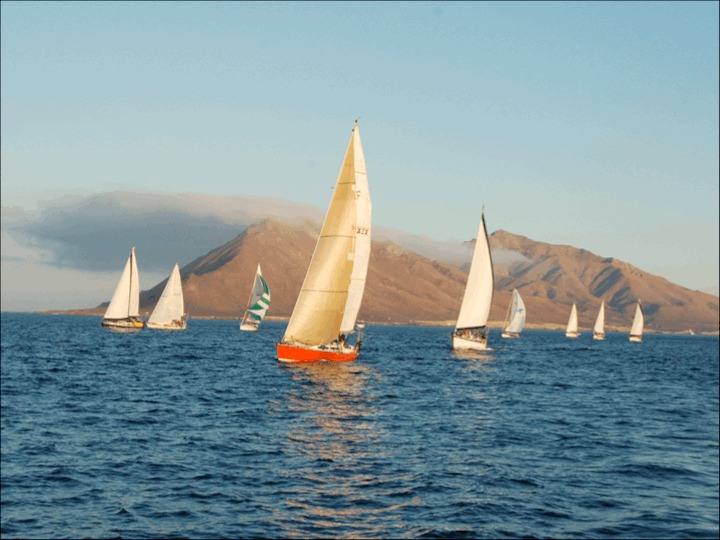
[592,300,606,341]
[501,288,526,339]
[240,263,271,331]
[451,209,494,351]
[628,300,644,342]
[101,247,145,331]
[565,303,581,338]
[277,120,371,363]
[147,263,186,331]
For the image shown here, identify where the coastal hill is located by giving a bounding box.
[82,219,717,333]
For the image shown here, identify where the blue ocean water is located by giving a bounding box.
[1,313,718,539]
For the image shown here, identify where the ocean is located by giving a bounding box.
[1,313,718,539]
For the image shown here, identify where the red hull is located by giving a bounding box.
[277,343,359,364]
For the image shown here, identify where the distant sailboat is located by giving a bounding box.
[147,263,186,331]
[101,247,145,332]
[501,288,526,339]
[277,120,371,363]
[592,300,606,341]
[565,303,581,338]
[240,263,271,331]
[628,301,644,343]
[452,209,494,351]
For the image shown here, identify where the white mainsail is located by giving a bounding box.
[593,300,605,339]
[240,264,271,330]
[566,303,580,337]
[503,288,526,335]
[104,247,140,319]
[629,301,644,340]
[283,121,371,347]
[148,263,184,328]
[455,212,494,331]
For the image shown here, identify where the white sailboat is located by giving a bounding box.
[452,209,494,351]
[147,263,186,331]
[592,300,606,341]
[101,247,145,332]
[501,288,526,339]
[628,300,644,343]
[277,120,371,363]
[240,263,271,331]
[565,303,581,338]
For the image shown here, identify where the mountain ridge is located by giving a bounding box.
[72,218,718,333]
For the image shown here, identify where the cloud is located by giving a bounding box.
[2,191,324,273]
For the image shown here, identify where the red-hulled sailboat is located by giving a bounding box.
[277,120,371,363]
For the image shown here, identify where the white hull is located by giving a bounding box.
[452,334,489,351]
[240,322,259,332]
[629,335,642,343]
[501,331,520,339]
[565,332,581,338]
[592,333,606,341]
[146,321,186,331]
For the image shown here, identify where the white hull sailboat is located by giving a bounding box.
[147,263,186,331]
[452,209,494,352]
[628,300,644,343]
[592,300,606,341]
[565,302,581,338]
[240,263,271,331]
[277,120,371,363]
[101,247,145,332]
[501,288,526,339]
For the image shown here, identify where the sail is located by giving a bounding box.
[242,264,271,326]
[566,303,578,334]
[340,125,372,335]
[455,212,494,330]
[504,289,526,334]
[630,302,644,336]
[148,263,184,326]
[593,301,605,335]
[104,247,140,319]
[283,122,369,347]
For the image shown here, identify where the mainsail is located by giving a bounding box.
[282,121,371,348]
[566,303,580,337]
[148,263,184,328]
[241,264,271,330]
[503,288,526,335]
[629,301,644,339]
[104,247,140,320]
[455,211,494,331]
[593,301,605,339]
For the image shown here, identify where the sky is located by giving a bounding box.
[1,1,718,311]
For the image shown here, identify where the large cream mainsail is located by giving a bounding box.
[283,122,370,347]
[455,212,494,330]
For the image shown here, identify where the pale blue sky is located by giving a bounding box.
[1,1,718,309]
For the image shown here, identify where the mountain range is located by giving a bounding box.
[79,218,718,333]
